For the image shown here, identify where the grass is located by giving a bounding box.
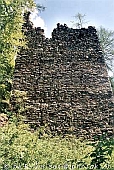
[0,115,114,170]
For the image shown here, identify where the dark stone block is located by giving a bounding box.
[11,16,114,139]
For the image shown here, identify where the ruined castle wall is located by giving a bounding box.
[12,17,114,138]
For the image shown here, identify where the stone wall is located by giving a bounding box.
[12,13,114,138]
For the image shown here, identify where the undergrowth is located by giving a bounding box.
[0,115,114,170]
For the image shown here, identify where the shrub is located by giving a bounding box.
[0,117,114,170]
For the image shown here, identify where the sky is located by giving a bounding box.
[30,0,114,76]
[30,0,114,38]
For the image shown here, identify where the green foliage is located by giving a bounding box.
[0,117,114,170]
[88,137,114,169]
[110,77,114,94]
[11,90,27,113]
[79,135,114,170]
[0,0,35,112]
[97,27,114,71]
[0,121,84,170]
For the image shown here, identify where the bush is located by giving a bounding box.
[0,120,88,170]
[0,117,114,170]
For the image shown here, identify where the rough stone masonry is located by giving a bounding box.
[12,13,114,139]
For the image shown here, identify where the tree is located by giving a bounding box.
[0,0,36,112]
[97,27,114,72]
[71,13,88,29]
[97,27,114,93]
[71,14,114,72]
[71,13,114,93]
[109,77,114,93]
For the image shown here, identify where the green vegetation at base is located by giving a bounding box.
[0,0,35,113]
[0,115,114,170]
[0,0,44,113]
[0,3,114,169]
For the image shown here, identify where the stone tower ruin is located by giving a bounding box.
[12,13,114,138]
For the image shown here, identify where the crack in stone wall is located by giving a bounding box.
[12,13,114,139]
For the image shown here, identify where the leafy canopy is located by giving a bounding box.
[97,27,114,71]
[0,0,35,111]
